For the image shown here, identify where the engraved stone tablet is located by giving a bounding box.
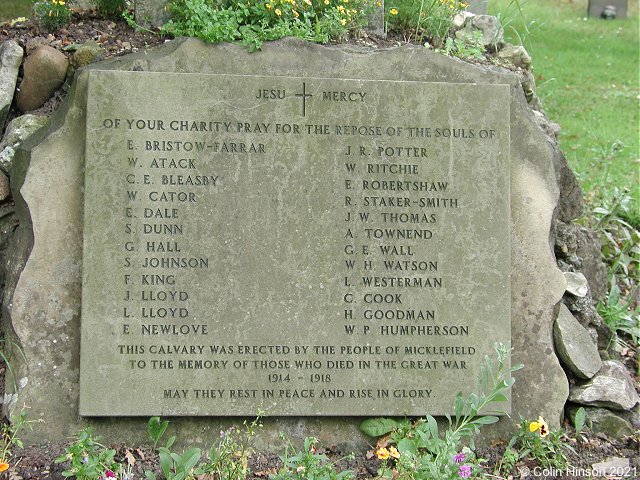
[80,71,511,416]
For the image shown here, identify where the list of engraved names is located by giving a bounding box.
[80,72,511,416]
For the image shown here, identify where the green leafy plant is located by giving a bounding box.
[201,416,262,480]
[592,189,640,288]
[0,409,34,475]
[147,416,174,451]
[55,428,120,480]
[32,0,73,32]
[597,283,640,349]
[146,447,203,480]
[145,415,262,480]
[509,417,572,470]
[587,188,640,351]
[162,0,375,51]
[145,417,200,480]
[495,445,524,476]
[385,0,469,47]
[360,343,521,479]
[270,435,354,480]
[573,407,586,437]
[441,30,485,60]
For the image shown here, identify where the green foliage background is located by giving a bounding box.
[490,0,639,220]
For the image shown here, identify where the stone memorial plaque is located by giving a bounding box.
[80,71,511,416]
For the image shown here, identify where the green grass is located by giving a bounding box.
[490,0,639,221]
[0,0,31,22]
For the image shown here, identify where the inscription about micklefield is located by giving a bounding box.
[80,71,511,416]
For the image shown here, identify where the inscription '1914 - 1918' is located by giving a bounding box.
[80,72,511,417]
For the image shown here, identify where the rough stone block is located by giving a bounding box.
[570,360,640,411]
[16,46,68,113]
[0,41,23,127]
[135,0,170,28]
[5,38,568,446]
[554,304,602,379]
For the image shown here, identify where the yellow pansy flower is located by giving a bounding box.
[529,416,549,437]
[375,447,390,460]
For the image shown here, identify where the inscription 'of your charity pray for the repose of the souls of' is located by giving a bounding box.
[80,72,511,416]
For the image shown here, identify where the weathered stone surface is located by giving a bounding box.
[16,46,69,113]
[553,149,584,222]
[25,37,50,55]
[0,115,49,173]
[5,38,568,445]
[71,40,103,68]
[533,111,560,142]
[498,44,532,70]
[555,221,608,301]
[518,69,538,107]
[553,304,602,379]
[0,41,24,126]
[461,15,504,48]
[81,73,511,417]
[592,457,630,476]
[465,0,488,15]
[565,272,589,297]
[453,11,475,29]
[570,361,640,411]
[0,172,9,202]
[135,0,170,28]
[0,204,19,301]
[568,406,634,437]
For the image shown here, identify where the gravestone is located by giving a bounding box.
[588,0,628,18]
[80,72,510,416]
[4,38,568,447]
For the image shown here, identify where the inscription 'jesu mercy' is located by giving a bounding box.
[80,72,511,416]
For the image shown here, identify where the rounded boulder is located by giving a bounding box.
[16,45,68,113]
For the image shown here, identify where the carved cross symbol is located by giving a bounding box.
[295,82,313,116]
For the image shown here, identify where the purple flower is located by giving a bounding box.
[105,471,116,478]
[453,453,465,463]
[458,464,472,478]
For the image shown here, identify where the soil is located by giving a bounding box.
[0,10,639,480]
[7,432,640,479]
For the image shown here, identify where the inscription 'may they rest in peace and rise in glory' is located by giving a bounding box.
[80,72,511,416]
